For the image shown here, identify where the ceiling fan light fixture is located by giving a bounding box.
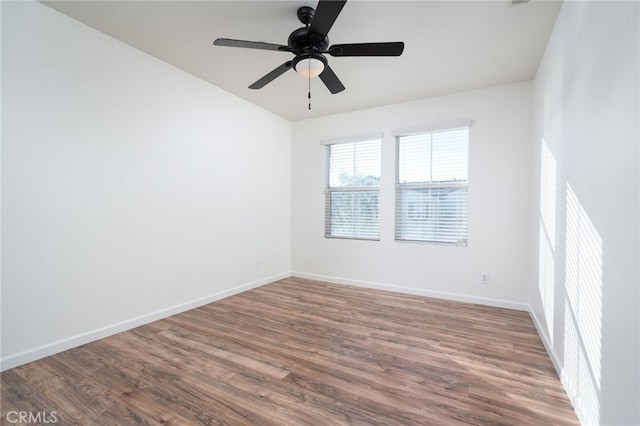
[297,57,325,78]
[293,54,327,78]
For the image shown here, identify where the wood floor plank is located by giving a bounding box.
[1,277,578,425]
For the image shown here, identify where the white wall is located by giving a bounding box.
[530,2,639,425]
[1,1,291,369]
[291,82,533,308]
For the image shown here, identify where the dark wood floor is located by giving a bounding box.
[2,277,578,425]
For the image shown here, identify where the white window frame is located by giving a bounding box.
[394,121,471,245]
[324,134,382,240]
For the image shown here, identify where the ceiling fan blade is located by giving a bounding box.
[319,65,345,94]
[249,61,293,89]
[309,0,347,41]
[214,38,291,52]
[328,42,405,57]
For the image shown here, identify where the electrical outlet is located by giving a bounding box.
[481,273,490,285]
[256,261,261,270]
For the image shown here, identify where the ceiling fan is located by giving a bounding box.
[214,0,404,95]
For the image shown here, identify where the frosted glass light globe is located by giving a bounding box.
[295,57,325,78]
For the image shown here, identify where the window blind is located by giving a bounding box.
[396,127,469,244]
[325,138,381,240]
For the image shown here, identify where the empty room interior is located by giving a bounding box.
[1,0,638,425]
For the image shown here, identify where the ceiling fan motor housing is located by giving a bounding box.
[289,6,330,53]
[288,26,329,53]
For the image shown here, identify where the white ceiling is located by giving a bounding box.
[42,0,561,122]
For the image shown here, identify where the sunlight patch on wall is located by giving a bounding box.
[563,183,603,425]
[538,228,555,340]
[540,140,557,246]
[538,139,557,341]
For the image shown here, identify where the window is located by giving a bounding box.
[396,126,469,245]
[325,137,381,240]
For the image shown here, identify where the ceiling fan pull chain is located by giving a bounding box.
[308,65,312,110]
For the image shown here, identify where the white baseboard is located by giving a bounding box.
[0,272,289,372]
[528,306,564,378]
[291,271,529,311]
[1,272,553,374]
[527,306,581,421]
